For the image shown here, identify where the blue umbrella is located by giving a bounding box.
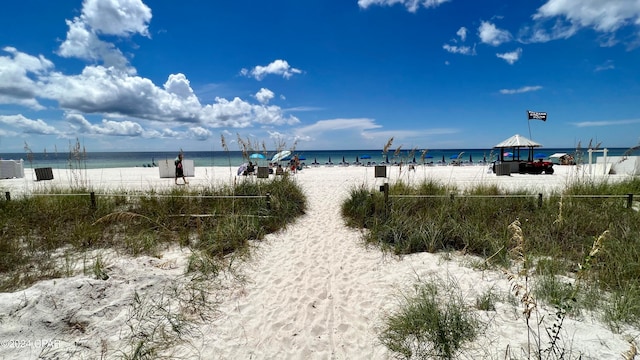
[360,154,371,159]
[534,153,547,159]
[450,154,459,159]
[425,155,434,159]
[250,153,265,159]
[298,156,306,161]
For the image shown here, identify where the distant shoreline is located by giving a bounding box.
[3,147,633,170]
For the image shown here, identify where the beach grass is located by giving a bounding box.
[379,275,479,359]
[0,175,306,292]
[343,177,640,356]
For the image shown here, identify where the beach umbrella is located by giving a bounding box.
[328,156,332,164]
[342,156,346,164]
[412,156,416,163]
[469,154,473,162]
[504,152,513,157]
[385,154,389,163]
[271,150,291,162]
[313,157,319,164]
[355,156,359,163]
[534,153,547,159]
[450,154,459,159]
[237,163,248,176]
[250,153,265,159]
[442,155,445,163]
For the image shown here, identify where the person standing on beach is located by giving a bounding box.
[174,153,188,185]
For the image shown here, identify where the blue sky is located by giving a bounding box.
[1,0,639,153]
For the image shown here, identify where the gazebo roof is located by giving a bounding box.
[494,134,542,148]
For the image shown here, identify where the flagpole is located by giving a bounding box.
[527,110,532,139]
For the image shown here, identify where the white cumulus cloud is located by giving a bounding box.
[58,0,151,73]
[255,88,275,104]
[66,113,143,136]
[478,21,512,46]
[188,126,212,140]
[496,48,523,64]
[0,114,59,135]
[241,60,302,81]
[522,0,640,45]
[534,0,640,33]
[81,0,152,36]
[0,47,53,109]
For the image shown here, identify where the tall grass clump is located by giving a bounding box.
[0,175,306,292]
[342,179,536,263]
[379,276,479,359]
[342,176,640,328]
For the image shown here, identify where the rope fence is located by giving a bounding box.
[383,191,638,209]
[3,191,272,212]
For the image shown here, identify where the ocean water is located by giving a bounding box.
[1,148,632,169]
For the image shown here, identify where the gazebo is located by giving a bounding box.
[493,134,542,173]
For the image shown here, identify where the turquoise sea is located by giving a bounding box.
[1,148,632,169]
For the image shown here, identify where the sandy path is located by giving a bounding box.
[1,165,637,359]
[200,165,639,359]
[205,170,396,359]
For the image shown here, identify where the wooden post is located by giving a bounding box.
[383,183,389,217]
[5,192,10,201]
[370,192,375,214]
[538,193,543,208]
[266,193,271,210]
[90,192,96,209]
[627,193,634,209]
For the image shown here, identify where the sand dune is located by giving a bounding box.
[0,164,637,359]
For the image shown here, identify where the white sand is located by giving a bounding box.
[0,164,638,359]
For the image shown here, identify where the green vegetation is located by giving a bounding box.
[343,177,640,357]
[380,276,479,359]
[0,175,306,292]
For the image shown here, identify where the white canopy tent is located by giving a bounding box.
[493,134,542,162]
[494,134,542,148]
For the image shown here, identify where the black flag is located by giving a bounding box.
[528,110,547,121]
